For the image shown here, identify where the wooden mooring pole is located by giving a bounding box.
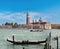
[57,37,58,49]
[12,35,15,42]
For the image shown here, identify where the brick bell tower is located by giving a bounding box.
[26,11,30,25]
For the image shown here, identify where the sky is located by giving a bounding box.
[0,0,60,24]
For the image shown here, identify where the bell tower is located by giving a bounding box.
[26,11,30,25]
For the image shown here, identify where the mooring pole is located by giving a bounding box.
[49,32,51,49]
[12,35,14,42]
[23,47,25,49]
[57,36,58,49]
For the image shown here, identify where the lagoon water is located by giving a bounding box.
[0,29,60,49]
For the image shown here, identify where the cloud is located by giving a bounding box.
[0,12,26,24]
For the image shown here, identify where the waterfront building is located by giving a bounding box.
[23,11,51,29]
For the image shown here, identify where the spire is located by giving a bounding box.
[26,11,30,25]
[39,17,42,21]
[40,17,42,20]
[33,19,34,23]
[39,17,43,23]
[27,11,29,17]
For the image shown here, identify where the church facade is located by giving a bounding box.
[21,12,51,30]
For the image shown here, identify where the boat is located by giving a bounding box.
[29,29,43,32]
[7,39,46,45]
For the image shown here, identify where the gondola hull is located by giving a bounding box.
[7,39,46,45]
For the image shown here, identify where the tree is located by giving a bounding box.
[5,22,9,25]
[14,22,18,26]
[11,22,13,26]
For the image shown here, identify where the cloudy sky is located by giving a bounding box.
[0,0,60,24]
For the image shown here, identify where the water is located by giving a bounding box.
[0,29,60,49]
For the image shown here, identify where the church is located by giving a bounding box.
[21,12,51,30]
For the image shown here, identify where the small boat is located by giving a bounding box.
[7,39,46,45]
[30,29,43,32]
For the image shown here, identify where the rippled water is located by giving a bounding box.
[0,29,60,49]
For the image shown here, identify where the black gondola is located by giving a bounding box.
[7,39,46,45]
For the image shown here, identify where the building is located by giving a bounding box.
[1,24,12,28]
[22,11,51,30]
[51,24,60,29]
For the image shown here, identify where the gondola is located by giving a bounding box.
[7,38,46,45]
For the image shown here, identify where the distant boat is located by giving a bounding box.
[29,29,43,32]
[7,39,46,45]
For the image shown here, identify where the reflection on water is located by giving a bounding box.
[6,43,44,49]
[0,29,60,49]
